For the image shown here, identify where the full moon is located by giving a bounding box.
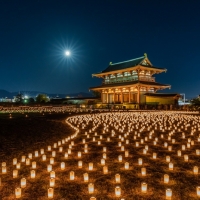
[65,51,70,56]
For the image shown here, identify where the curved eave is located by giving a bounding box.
[90,81,171,90]
[92,66,166,78]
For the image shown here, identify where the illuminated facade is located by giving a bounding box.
[90,53,172,105]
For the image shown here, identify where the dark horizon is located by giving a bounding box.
[0,0,200,99]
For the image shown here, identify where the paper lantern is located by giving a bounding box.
[13,158,17,165]
[169,162,173,171]
[166,188,172,199]
[196,149,200,155]
[115,174,120,183]
[40,149,44,154]
[50,157,54,164]
[13,169,18,178]
[168,146,172,151]
[70,171,74,180]
[61,162,65,170]
[125,162,129,170]
[98,141,101,145]
[126,139,129,144]
[59,147,63,152]
[136,142,139,147]
[16,163,21,169]
[35,151,39,157]
[90,197,96,200]
[48,188,54,199]
[103,153,107,159]
[184,154,189,162]
[107,137,110,141]
[103,166,108,174]
[166,156,170,163]
[21,156,26,162]
[143,149,147,154]
[64,153,68,158]
[31,170,36,178]
[28,153,32,159]
[182,145,185,150]
[84,148,88,153]
[177,150,181,157]
[2,166,6,174]
[84,173,89,182]
[125,150,129,157]
[101,159,105,165]
[118,155,122,162]
[89,163,93,170]
[15,187,21,198]
[164,174,169,183]
[88,183,94,194]
[78,151,82,158]
[153,153,157,159]
[197,186,200,197]
[48,146,51,151]
[42,154,46,161]
[194,166,198,175]
[138,158,143,165]
[78,161,82,168]
[52,151,56,157]
[21,178,26,188]
[50,171,55,178]
[115,186,121,197]
[53,143,57,148]
[141,167,146,176]
[32,161,36,169]
[50,178,55,187]
[141,182,147,193]
[121,146,125,151]
[47,164,52,172]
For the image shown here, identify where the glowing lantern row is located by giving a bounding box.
[31,170,36,178]
[21,178,26,188]
[115,174,120,183]
[115,186,121,197]
[166,188,172,199]
[88,183,94,194]
[164,174,169,184]
[48,188,54,199]
[15,187,21,198]
[50,178,55,187]
[141,182,147,193]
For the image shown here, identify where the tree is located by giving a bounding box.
[36,94,49,103]
[191,97,200,106]
[91,91,101,98]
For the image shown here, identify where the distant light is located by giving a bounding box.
[65,51,70,56]
[24,95,28,99]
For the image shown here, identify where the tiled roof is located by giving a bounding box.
[102,56,145,73]
[90,81,170,90]
[96,56,165,74]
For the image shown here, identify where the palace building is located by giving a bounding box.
[90,53,179,107]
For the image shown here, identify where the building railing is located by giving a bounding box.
[103,76,155,84]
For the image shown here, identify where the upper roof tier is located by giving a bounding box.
[93,54,166,76]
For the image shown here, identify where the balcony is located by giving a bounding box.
[103,76,155,84]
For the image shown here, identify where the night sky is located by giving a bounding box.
[0,0,200,98]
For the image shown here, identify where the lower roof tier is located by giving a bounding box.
[90,80,170,90]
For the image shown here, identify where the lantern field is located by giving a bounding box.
[0,111,200,199]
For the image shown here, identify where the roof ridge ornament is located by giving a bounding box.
[144,53,147,58]
[109,62,112,65]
